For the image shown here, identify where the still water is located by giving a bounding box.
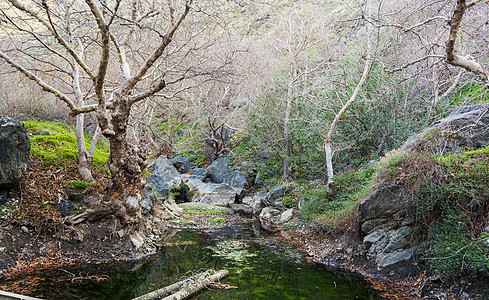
[14,230,379,300]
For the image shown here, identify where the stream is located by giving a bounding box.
[5,223,380,300]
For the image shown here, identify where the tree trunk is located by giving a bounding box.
[75,110,95,183]
[105,100,147,224]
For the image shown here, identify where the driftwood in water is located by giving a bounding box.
[132,269,229,300]
[162,269,229,300]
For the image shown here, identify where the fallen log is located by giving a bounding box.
[162,270,229,300]
[132,269,228,300]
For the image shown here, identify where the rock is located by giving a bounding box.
[241,196,254,207]
[280,208,296,223]
[188,168,210,181]
[230,203,253,216]
[266,187,291,203]
[63,188,87,203]
[171,156,194,173]
[187,179,236,205]
[147,155,181,186]
[20,226,29,233]
[207,156,231,183]
[0,116,30,189]
[206,156,249,195]
[377,247,416,268]
[130,232,144,249]
[54,200,77,217]
[260,206,272,218]
[404,103,489,153]
[363,229,385,247]
[125,195,139,211]
[141,175,170,214]
[252,192,267,213]
[357,184,406,226]
[384,226,413,252]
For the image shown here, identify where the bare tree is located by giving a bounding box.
[0,0,194,224]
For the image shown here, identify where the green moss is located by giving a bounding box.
[25,120,110,173]
[67,180,92,190]
[449,83,489,105]
[23,120,73,135]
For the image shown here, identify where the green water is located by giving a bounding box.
[16,230,379,300]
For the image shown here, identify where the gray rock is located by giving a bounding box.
[280,208,296,223]
[63,188,87,203]
[384,226,413,253]
[252,192,267,213]
[266,187,291,203]
[260,207,272,218]
[54,200,77,217]
[171,156,194,173]
[404,103,489,153]
[377,247,415,268]
[21,226,29,233]
[188,168,210,181]
[230,204,253,216]
[187,179,236,205]
[363,229,385,247]
[207,156,231,184]
[357,184,406,225]
[241,196,254,207]
[141,175,171,214]
[206,156,249,195]
[147,155,181,186]
[0,116,30,189]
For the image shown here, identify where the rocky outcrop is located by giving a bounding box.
[0,116,30,190]
[356,104,489,268]
[404,103,489,153]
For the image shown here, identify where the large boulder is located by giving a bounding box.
[0,116,30,189]
[186,179,236,205]
[147,155,181,186]
[206,156,249,195]
[404,103,489,153]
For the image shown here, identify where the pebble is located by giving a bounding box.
[21,226,29,233]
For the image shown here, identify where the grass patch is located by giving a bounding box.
[298,165,376,228]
